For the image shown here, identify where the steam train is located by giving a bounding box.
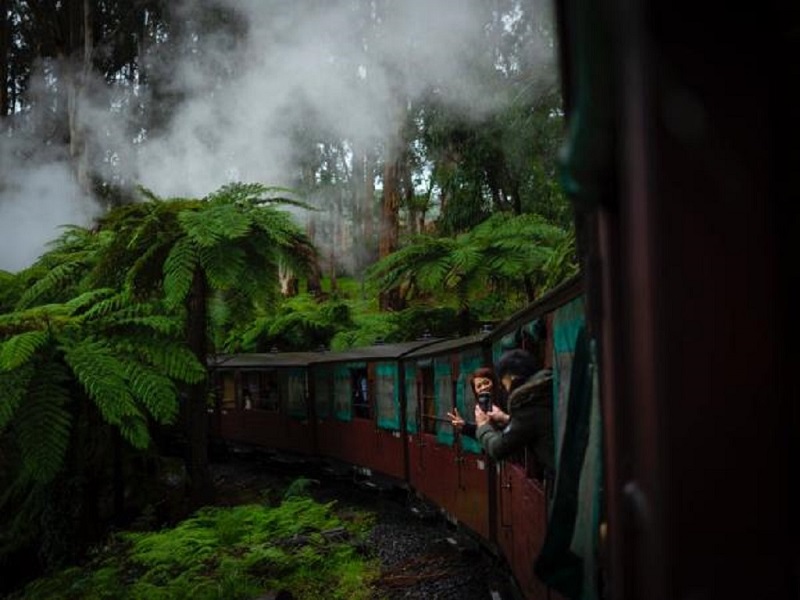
[210,1,798,599]
[209,275,599,599]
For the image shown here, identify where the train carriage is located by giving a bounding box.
[310,340,440,483]
[485,276,600,600]
[403,333,494,540]
[209,352,316,456]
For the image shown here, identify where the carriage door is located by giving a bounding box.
[417,362,436,470]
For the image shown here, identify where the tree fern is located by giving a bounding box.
[123,364,180,423]
[163,238,198,309]
[13,363,72,483]
[0,363,35,431]
[0,330,51,370]
[15,262,87,310]
[197,244,247,291]
[62,339,144,428]
[125,339,206,385]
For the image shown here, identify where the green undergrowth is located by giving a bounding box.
[13,483,379,600]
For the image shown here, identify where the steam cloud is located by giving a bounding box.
[0,0,557,272]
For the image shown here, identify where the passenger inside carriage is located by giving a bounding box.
[475,349,554,480]
[352,369,370,419]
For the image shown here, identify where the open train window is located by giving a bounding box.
[217,371,236,410]
[239,370,279,411]
[418,364,436,434]
[351,367,370,419]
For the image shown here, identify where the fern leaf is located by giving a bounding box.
[15,262,84,309]
[0,364,35,431]
[64,288,117,313]
[62,339,143,427]
[0,331,51,371]
[198,244,246,291]
[131,341,207,384]
[163,238,197,309]
[118,414,151,449]
[14,368,72,484]
[124,364,180,423]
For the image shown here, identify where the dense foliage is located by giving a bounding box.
[10,481,378,600]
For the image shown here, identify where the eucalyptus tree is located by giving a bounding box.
[93,182,317,505]
[367,212,576,334]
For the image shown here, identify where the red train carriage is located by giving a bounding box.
[486,276,598,600]
[311,340,439,483]
[209,352,316,456]
[403,333,494,540]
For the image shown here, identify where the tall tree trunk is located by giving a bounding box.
[379,152,404,311]
[185,269,213,507]
[352,146,366,271]
[65,0,93,194]
[305,218,323,295]
[364,151,376,261]
[0,0,9,118]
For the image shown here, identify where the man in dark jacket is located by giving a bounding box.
[475,348,554,479]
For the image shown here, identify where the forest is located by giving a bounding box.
[0,0,576,593]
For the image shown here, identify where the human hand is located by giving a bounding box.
[487,405,510,426]
[474,404,491,427]
[446,408,465,431]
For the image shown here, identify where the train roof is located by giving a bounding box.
[402,332,488,359]
[310,338,442,364]
[209,352,316,368]
[489,274,584,340]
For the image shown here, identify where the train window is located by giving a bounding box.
[419,365,436,434]
[220,372,236,410]
[375,363,399,430]
[283,369,307,419]
[254,371,279,412]
[434,359,454,445]
[240,371,263,410]
[314,367,332,419]
[404,363,418,433]
[333,365,352,421]
[351,368,370,419]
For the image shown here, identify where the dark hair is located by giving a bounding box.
[468,367,496,393]
[494,349,539,381]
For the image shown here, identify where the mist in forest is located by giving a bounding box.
[0,0,557,272]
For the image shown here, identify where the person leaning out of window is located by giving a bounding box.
[447,367,508,439]
[475,349,554,480]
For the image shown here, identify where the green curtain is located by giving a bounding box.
[404,363,418,434]
[434,359,454,446]
[456,350,483,454]
[375,362,400,430]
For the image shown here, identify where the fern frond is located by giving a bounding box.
[206,182,313,210]
[197,244,246,291]
[163,238,198,309]
[178,205,239,247]
[0,364,35,431]
[14,367,73,483]
[61,339,143,427]
[15,262,85,310]
[127,340,207,384]
[0,330,51,371]
[123,364,179,424]
[107,314,184,337]
[64,288,118,313]
[117,414,151,449]
[80,291,135,321]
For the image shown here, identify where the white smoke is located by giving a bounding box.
[0,0,557,272]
